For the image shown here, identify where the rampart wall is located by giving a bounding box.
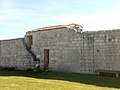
[26,29,120,74]
[1,27,120,74]
[0,38,35,70]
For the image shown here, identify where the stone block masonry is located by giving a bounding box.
[94,30,120,71]
[0,38,37,70]
[1,24,120,74]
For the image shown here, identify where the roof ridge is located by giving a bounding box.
[27,23,83,33]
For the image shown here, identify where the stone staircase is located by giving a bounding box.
[22,40,39,61]
[22,39,40,70]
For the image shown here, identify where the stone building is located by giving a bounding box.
[0,23,120,74]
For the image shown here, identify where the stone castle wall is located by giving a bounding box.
[26,28,95,74]
[0,38,35,70]
[26,28,120,74]
[94,30,120,71]
[26,28,86,73]
[1,27,120,74]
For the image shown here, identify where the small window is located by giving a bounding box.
[108,38,112,42]
[27,36,33,46]
[97,50,99,52]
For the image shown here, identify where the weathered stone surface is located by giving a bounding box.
[0,38,35,70]
[1,25,120,74]
[26,28,120,74]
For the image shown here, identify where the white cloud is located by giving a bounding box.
[1,0,120,32]
[43,7,120,31]
[0,15,18,20]
[6,29,23,33]
[0,21,28,27]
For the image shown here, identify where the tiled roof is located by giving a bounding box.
[27,23,83,33]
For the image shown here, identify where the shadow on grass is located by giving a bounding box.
[0,70,120,89]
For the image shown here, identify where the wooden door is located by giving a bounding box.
[44,49,49,71]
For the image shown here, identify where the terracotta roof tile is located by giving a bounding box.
[27,23,83,33]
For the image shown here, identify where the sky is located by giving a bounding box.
[1,0,120,40]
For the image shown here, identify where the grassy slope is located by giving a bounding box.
[0,71,120,90]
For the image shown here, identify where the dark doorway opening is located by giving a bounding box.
[44,49,49,71]
[27,36,33,48]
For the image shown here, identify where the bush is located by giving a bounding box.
[2,67,15,71]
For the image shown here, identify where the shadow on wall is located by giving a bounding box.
[0,70,120,89]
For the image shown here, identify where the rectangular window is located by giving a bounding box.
[27,36,33,46]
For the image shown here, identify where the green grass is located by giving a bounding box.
[0,71,120,90]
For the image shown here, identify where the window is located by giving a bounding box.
[97,49,99,52]
[27,36,33,46]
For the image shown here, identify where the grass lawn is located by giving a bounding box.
[0,71,120,90]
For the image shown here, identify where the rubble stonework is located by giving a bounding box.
[0,24,120,74]
[0,38,37,70]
